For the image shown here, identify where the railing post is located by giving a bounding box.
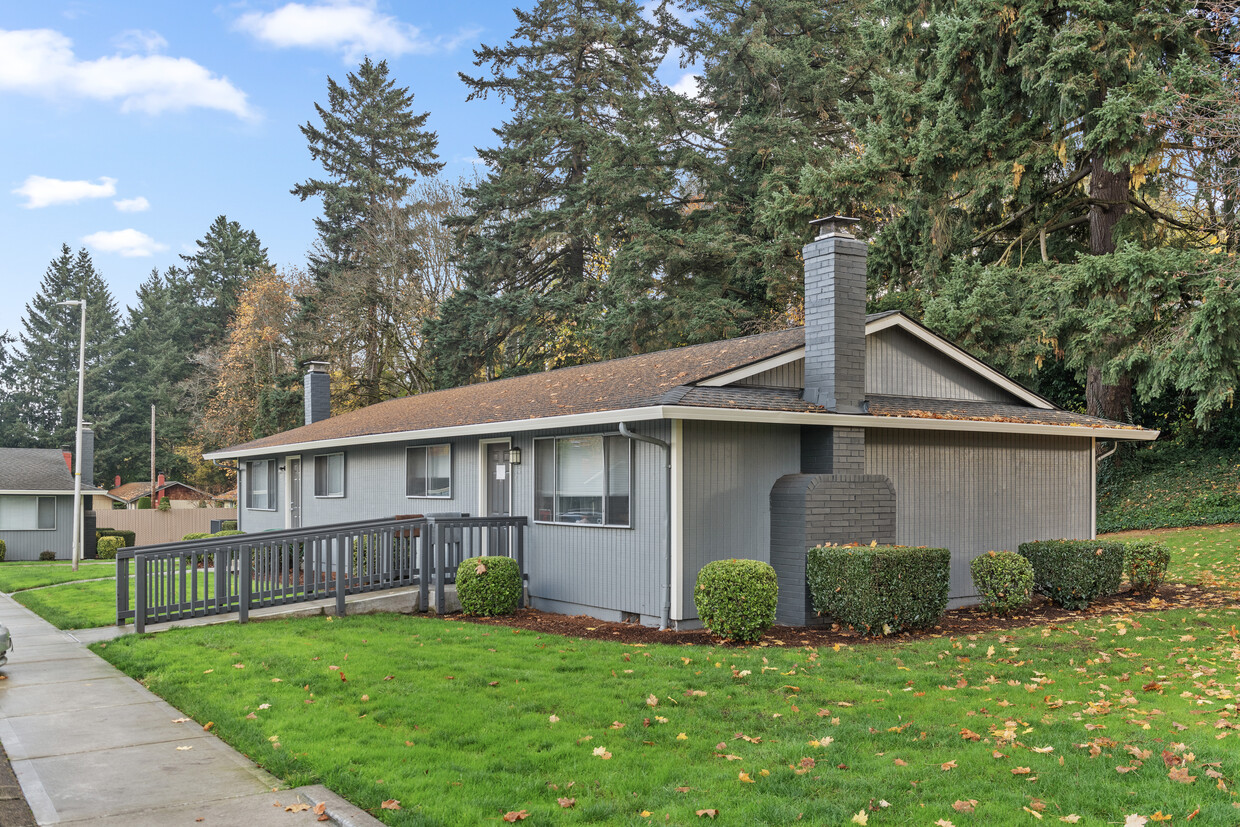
[238,544,250,623]
[434,521,445,615]
[214,549,225,612]
[516,521,526,609]
[134,556,146,634]
[419,523,429,612]
[335,534,347,617]
[116,555,129,626]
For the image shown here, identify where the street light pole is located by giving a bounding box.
[55,299,86,572]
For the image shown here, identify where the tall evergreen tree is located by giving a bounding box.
[180,216,270,345]
[427,0,673,385]
[0,331,30,447]
[293,57,443,406]
[830,0,1215,419]
[12,245,121,457]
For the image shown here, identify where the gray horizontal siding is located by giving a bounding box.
[865,428,1092,601]
[680,420,801,620]
[866,327,1021,403]
[0,495,75,560]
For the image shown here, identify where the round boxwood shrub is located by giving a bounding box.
[693,559,779,643]
[970,551,1033,614]
[136,496,152,510]
[39,551,56,561]
[1125,540,1171,596]
[182,532,211,541]
[456,556,521,616]
[96,536,125,559]
[0,538,6,562]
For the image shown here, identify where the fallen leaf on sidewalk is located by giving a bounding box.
[313,803,326,815]
[284,803,310,812]
[172,718,191,723]
[176,745,193,751]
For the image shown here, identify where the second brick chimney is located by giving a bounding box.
[801,216,867,414]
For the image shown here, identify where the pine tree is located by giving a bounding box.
[427,0,672,385]
[180,216,270,345]
[293,57,443,406]
[12,245,121,456]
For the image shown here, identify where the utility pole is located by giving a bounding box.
[150,404,156,507]
[54,299,86,571]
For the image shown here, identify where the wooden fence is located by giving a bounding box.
[90,508,237,547]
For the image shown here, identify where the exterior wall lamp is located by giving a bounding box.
[506,447,522,465]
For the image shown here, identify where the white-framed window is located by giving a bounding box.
[406,444,451,498]
[0,495,57,530]
[314,452,345,498]
[247,460,277,510]
[534,435,630,527]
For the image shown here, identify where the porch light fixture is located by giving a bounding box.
[506,447,522,465]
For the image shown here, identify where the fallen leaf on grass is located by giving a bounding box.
[1011,767,1031,775]
[1123,816,1147,827]
[1148,814,1172,823]
[203,722,214,732]
[502,809,529,822]
[1022,806,1044,819]
[738,772,754,783]
[549,715,560,724]
[940,760,957,771]
[380,800,401,811]
[1161,750,1182,767]
[960,728,982,741]
[1059,816,1081,824]
[676,733,688,740]
[893,758,908,766]
[593,746,612,760]
[1126,746,1152,761]
[935,820,955,827]
[1031,746,1054,754]
[610,721,625,730]
[647,694,658,707]
[952,800,977,813]
[697,809,718,818]
[850,811,868,825]
[1168,767,1196,784]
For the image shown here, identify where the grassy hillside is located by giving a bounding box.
[1097,439,1240,532]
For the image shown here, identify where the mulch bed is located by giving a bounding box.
[457,581,1238,647]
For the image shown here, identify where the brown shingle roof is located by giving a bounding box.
[219,328,807,453]
[108,480,215,503]
[866,395,1143,430]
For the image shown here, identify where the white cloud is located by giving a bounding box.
[113,196,150,212]
[13,175,116,208]
[0,28,254,119]
[671,72,700,99]
[236,1,473,62]
[113,29,169,54]
[82,228,167,257]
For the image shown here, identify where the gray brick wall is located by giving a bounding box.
[802,234,868,413]
[304,370,330,426]
[769,472,896,626]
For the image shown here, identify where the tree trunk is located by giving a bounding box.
[1086,365,1132,422]
[1087,156,1133,429]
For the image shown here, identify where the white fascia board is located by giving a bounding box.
[865,314,1055,410]
[660,406,1160,441]
[0,490,80,496]
[204,406,668,460]
[697,347,806,387]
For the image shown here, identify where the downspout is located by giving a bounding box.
[618,422,672,631]
[1096,441,1119,464]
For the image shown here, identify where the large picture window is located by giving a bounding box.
[534,435,630,526]
[406,444,451,498]
[0,495,57,530]
[246,460,277,510]
[314,453,345,497]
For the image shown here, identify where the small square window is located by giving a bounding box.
[406,444,451,498]
[315,453,345,497]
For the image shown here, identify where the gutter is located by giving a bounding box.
[618,422,672,631]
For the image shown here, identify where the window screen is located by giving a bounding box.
[406,444,451,498]
[533,435,631,526]
[314,453,345,497]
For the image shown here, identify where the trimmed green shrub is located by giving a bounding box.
[455,556,521,616]
[96,529,136,547]
[182,532,211,541]
[693,559,779,643]
[136,496,152,509]
[39,551,56,561]
[210,529,245,538]
[807,544,950,636]
[1018,540,1125,610]
[1125,540,1171,595]
[0,539,6,562]
[157,497,172,512]
[221,520,238,531]
[96,536,125,559]
[970,551,1033,614]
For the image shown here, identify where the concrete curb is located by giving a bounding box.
[293,785,386,827]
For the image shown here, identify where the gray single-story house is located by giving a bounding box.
[205,217,1157,627]
[0,428,102,561]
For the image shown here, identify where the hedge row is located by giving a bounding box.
[1017,540,1125,610]
[96,528,136,548]
[807,544,950,636]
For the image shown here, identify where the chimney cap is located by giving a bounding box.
[305,360,330,373]
[810,215,860,239]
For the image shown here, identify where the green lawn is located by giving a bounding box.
[0,561,116,593]
[12,570,214,630]
[94,603,1240,826]
[1103,524,1240,595]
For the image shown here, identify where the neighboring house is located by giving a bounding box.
[106,474,224,509]
[0,428,102,561]
[205,217,1158,627]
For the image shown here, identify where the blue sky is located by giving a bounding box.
[0,1,696,340]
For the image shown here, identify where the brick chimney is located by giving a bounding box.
[115,475,121,488]
[304,361,331,425]
[802,216,867,414]
[155,472,166,506]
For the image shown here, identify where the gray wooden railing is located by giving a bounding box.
[115,515,528,632]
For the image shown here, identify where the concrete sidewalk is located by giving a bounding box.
[0,595,380,826]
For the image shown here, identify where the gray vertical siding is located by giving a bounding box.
[865,428,1092,601]
[866,328,1022,403]
[679,420,801,620]
[0,495,76,560]
[736,360,804,389]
